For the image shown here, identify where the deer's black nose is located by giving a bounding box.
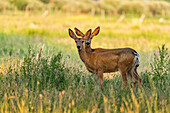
[86,42,90,45]
[77,46,80,49]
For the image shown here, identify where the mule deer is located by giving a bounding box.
[68,28,96,73]
[74,27,142,89]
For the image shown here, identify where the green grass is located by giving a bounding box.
[0,14,169,52]
[0,13,170,112]
[0,45,169,113]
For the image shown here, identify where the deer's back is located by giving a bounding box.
[87,48,138,72]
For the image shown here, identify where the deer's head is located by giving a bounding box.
[69,28,89,50]
[74,26,100,47]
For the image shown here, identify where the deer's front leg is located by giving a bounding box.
[97,69,104,89]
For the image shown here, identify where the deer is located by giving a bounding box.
[74,27,142,89]
[68,28,96,73]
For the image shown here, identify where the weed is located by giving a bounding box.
[0,45,169,112]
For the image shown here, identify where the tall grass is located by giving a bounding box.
[0,45,169,112]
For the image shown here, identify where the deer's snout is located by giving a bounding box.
[77,46,81,49]
[86,42,90,45]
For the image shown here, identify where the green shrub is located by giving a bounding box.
[0,45,169,112]
[118,1,148,16]
[5,46,76,91]
[40,0,50,4]
[0,0,14,11]
[10,0,28,10]
[92,1,115,15]
[59,0,93,13]
[0,46,101,112]
[147,1,170,16]
[150,45,169,90]
[2,0,170,16]
[142,45,170,109]
[27,0,45,11]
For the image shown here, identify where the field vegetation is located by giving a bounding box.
[1,0,170,17]
[0,0,170,113]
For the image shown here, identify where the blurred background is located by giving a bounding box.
[0,0,170,68]
[0,0,170,52]
[1,0,170,16]
[0,0,170,66]
[0,0,170,51]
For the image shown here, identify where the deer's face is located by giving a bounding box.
[74,27,100,48]
[74,28,92,48]
[74,38,85,50]
[69,28,85,51]
[85,26,100,47]
[85,37,91,47]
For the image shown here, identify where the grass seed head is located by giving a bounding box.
[103,96,108,104]
[69,103,71,108]
[62,90,65,95]
[25,89,28,93]
[37,81,40,85]
[72,100,75,106]
[48,107,51,111]
[39,94,43,99]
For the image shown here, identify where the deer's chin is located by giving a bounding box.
[77,47,82,51]
[86,45,90,48]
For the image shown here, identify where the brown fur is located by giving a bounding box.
[84,47,140,88]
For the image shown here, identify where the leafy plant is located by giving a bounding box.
[150,45,170,89]
[0,45,169,112]
[9,0,28,10]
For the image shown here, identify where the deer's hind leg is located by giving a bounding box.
[119,67,128,87]
[133,66,142,86]
[128,66,142,87]
[127,67,136,87]
[126,67,138,88]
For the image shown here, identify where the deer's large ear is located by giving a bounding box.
[90,26,100,39]
[84,29,92,39]
[68,28,77,39]
[74,27,84,37]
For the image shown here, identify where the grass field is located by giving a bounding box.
[0,13,170,113]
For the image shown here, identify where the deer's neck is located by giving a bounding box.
[78,46,87,63]
[85,45,93,53]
